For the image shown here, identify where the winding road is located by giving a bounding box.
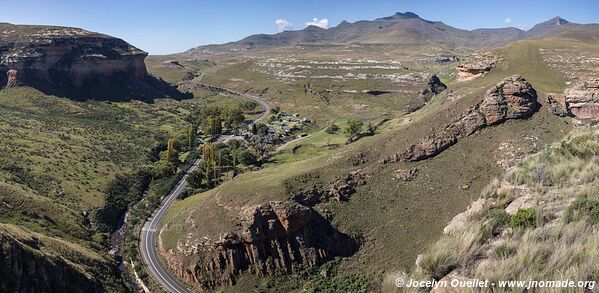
[139,86,269,293]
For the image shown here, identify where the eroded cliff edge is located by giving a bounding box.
[159,201,360,291]
[0,23,187,101]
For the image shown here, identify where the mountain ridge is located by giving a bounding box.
[185,12,594,54]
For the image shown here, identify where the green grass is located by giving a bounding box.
[159,36,578,292]
[414,127,599,289]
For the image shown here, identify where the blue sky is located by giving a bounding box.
[0,0,597,54]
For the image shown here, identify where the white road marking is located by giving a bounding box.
[140,87,269,293]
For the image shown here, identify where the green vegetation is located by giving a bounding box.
[414,127,599,287]
[509,208,538,230]
[161,36,573,292]
[565,197,599,225]
[0,85,217,290]
[344,119,364,142]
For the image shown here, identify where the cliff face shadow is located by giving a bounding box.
[27,73,192,103]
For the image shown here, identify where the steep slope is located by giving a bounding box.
[409,126,599,292]
[0,23,188,101]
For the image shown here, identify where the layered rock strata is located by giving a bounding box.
[381,75,539,163]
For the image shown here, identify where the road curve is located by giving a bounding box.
[193,82,271,124]
[139,87,269,293]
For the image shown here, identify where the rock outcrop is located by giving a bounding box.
[564,78,599,119]
[5,69,18,88]
[546,94,572,117]
[382,75,539,163]
[420,74,447,101]
[0,225,111,293]
[291,169,367,206]
[0,24,147,89]
[164,201,359,290]
[479,75,538,125]
[0,23,191,101]
[392,168,419,181]
[456,52,498,82]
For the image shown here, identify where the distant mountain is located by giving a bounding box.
[185,13,597,54]
[528,17,571,34]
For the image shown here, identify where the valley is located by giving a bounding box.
[1,5,598,293]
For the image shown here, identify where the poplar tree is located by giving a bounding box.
[187,125,195,149]
[166,137,175,162]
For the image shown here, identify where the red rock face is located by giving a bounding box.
[1,26,148,89]
[161,201,359,291]
[565,78,599,119]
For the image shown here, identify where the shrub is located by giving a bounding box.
[565,197,599,225]
[509,208,537,230]
[237,149,259,166]
[487,208,510,234]
[493,243,514,260]
[419,224,485,280]
[325,124,339,134]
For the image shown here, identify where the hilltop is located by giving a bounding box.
[184,13,595,54]
[0,23,188,101]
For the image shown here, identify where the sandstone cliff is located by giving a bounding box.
[0,23,188,101]
[160,201,359,291]
[0,24,146,87]
[564,78,599,119]
[456,52,498,82]
[382,75,539,163]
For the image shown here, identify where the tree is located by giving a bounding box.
[152,160,176,178]
[237,149,259,166]
[344,119,364,142]
[206,116,222,137]
[222,106,245,128]
[188,170,205,189]
[187,125,195,149]
[166,137,175,161]
[240,100,258,112]
[202,142,217,186]
[325,124,340,134]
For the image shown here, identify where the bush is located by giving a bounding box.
[565,197,599,225]
[509,208,537,230]
[95,169,152,231]
[188,170,205,189]
[487,208,510,234]
[325,124,339,134]
[493,243,514,260]
[237,149,259,166]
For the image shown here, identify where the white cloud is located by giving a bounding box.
[275,19,293,32]
[505,18,512,24]
[305,18,329,29]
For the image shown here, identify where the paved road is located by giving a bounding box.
[139,86,269,293]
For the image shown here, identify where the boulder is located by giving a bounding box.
[420,74,447,101]
[564,78,599,119]
[392,169,419,181]
[480,75,538,125]
[456,52,498,82]
[547,94,572,117]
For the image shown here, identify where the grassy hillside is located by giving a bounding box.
[0,86,197,289]
[160,38,578,291]
[406,126,599,292]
